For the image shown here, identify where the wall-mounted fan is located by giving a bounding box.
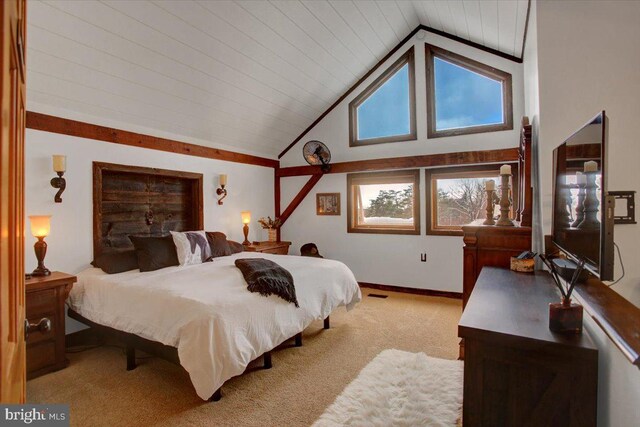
[303,140,331,173]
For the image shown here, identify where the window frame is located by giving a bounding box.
[425,164,519,236]
[348,47,417,147]
[425,44,513,139]
[347,169,421,235]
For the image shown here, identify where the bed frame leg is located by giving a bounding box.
[263,351,272,369]
[324,316,330,329]
[126,345,136,371]
[294,332,302,347]
[209,388,222,402]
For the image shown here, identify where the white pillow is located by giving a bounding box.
[170,231,211,266]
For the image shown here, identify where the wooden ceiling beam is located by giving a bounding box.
[277,148,519,178]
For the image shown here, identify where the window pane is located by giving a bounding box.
[434,57,504,131]
[357,64,410,140]
[356,182,414,227]
[436,176,500,227]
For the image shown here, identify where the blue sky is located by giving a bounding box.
[357,64,410,140]
[434,57,503,130]
[356,57,504,140]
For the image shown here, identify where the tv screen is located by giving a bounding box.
[552,111,614,280]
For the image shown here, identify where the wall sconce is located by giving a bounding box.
[216,174,228,205]
[28,215,52,277]
[50,155,66,203]
[241,211,251,245]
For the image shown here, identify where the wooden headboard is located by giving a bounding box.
[93,162,204,258]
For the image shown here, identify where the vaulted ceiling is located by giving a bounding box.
[27,1,529,158]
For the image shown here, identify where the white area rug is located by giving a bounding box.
[313,349,463,427]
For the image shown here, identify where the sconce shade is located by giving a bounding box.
[52,155,66,173]
[241,211,251,224]
[219,174,227,186]
[29,215,51,238]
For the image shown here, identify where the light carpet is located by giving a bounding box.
[28,289,462,427]
[313,349,463,427]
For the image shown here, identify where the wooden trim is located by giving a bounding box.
[520,0,532,59]
[347,169,420,235]
[278,148,519,177]
[278,25,424,159]
[425,44,514,139]
[274,172,281,241]
[26,112,279,169]
[278,24,523,160]
[425,164,519,236]
[348,47,416,147]
[359,282,462,300]
[279,174,323,226]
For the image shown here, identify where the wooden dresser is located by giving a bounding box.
[459,267,598,427]
[243,241,291,255]
[462,221,532,309]
[25,272,76,379]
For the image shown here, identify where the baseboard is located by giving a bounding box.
[359,282,462,300]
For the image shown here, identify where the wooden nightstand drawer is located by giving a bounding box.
[27,341,57,374]
[261,246,289,255]
[25,272,76,379]
[26,289,56,318]
[244,241,291,255]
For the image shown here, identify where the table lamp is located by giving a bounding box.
[29,215,52,277]
[241,211,251,245]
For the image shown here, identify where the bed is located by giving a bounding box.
[68,162,361,401]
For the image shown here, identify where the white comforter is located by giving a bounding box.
[68,252,361,400]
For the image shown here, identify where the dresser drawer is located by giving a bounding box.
[27,341,57,376]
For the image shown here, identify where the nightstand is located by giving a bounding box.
[25,271,76,379]
[243,241,292,255]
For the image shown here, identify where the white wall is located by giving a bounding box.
[25,129,274,333]
[280,29,524,292]
[524,2,640,426]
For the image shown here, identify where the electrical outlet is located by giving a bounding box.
[420,253,427,262]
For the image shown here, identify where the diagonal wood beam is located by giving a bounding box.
[279,174,323,226]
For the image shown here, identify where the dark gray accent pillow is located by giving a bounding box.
[206,232,232,258]
[129,235,179,272]
[91,250,139,274]
[228,240,244,254]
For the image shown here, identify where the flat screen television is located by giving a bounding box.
[552,111,615,280]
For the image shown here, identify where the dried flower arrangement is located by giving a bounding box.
[257,216,281,230]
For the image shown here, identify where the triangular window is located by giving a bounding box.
[349,47,416,146]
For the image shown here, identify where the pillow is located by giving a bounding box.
[171,231,211,265]
[228,240,244,254]
[206,231,232,258]
[129,235,179,272]
[91,250,139,274]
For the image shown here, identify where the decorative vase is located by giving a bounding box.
[549,298,583,334]
[268,229,277,242]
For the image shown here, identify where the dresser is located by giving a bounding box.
[459,267,598,427]
[25,272,76,379]
[243,241,291,255]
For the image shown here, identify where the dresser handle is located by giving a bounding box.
[24,317,52,340]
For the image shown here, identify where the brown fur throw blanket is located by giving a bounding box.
[235,258,299,307]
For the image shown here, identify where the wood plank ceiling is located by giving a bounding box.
[27,1,528,158]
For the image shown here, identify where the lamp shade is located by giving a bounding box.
[52,155,66,173]
[219,174,227,186]
[29,215,52,238]
[241,211,251,224]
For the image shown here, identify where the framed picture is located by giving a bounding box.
[316,193,341,216]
